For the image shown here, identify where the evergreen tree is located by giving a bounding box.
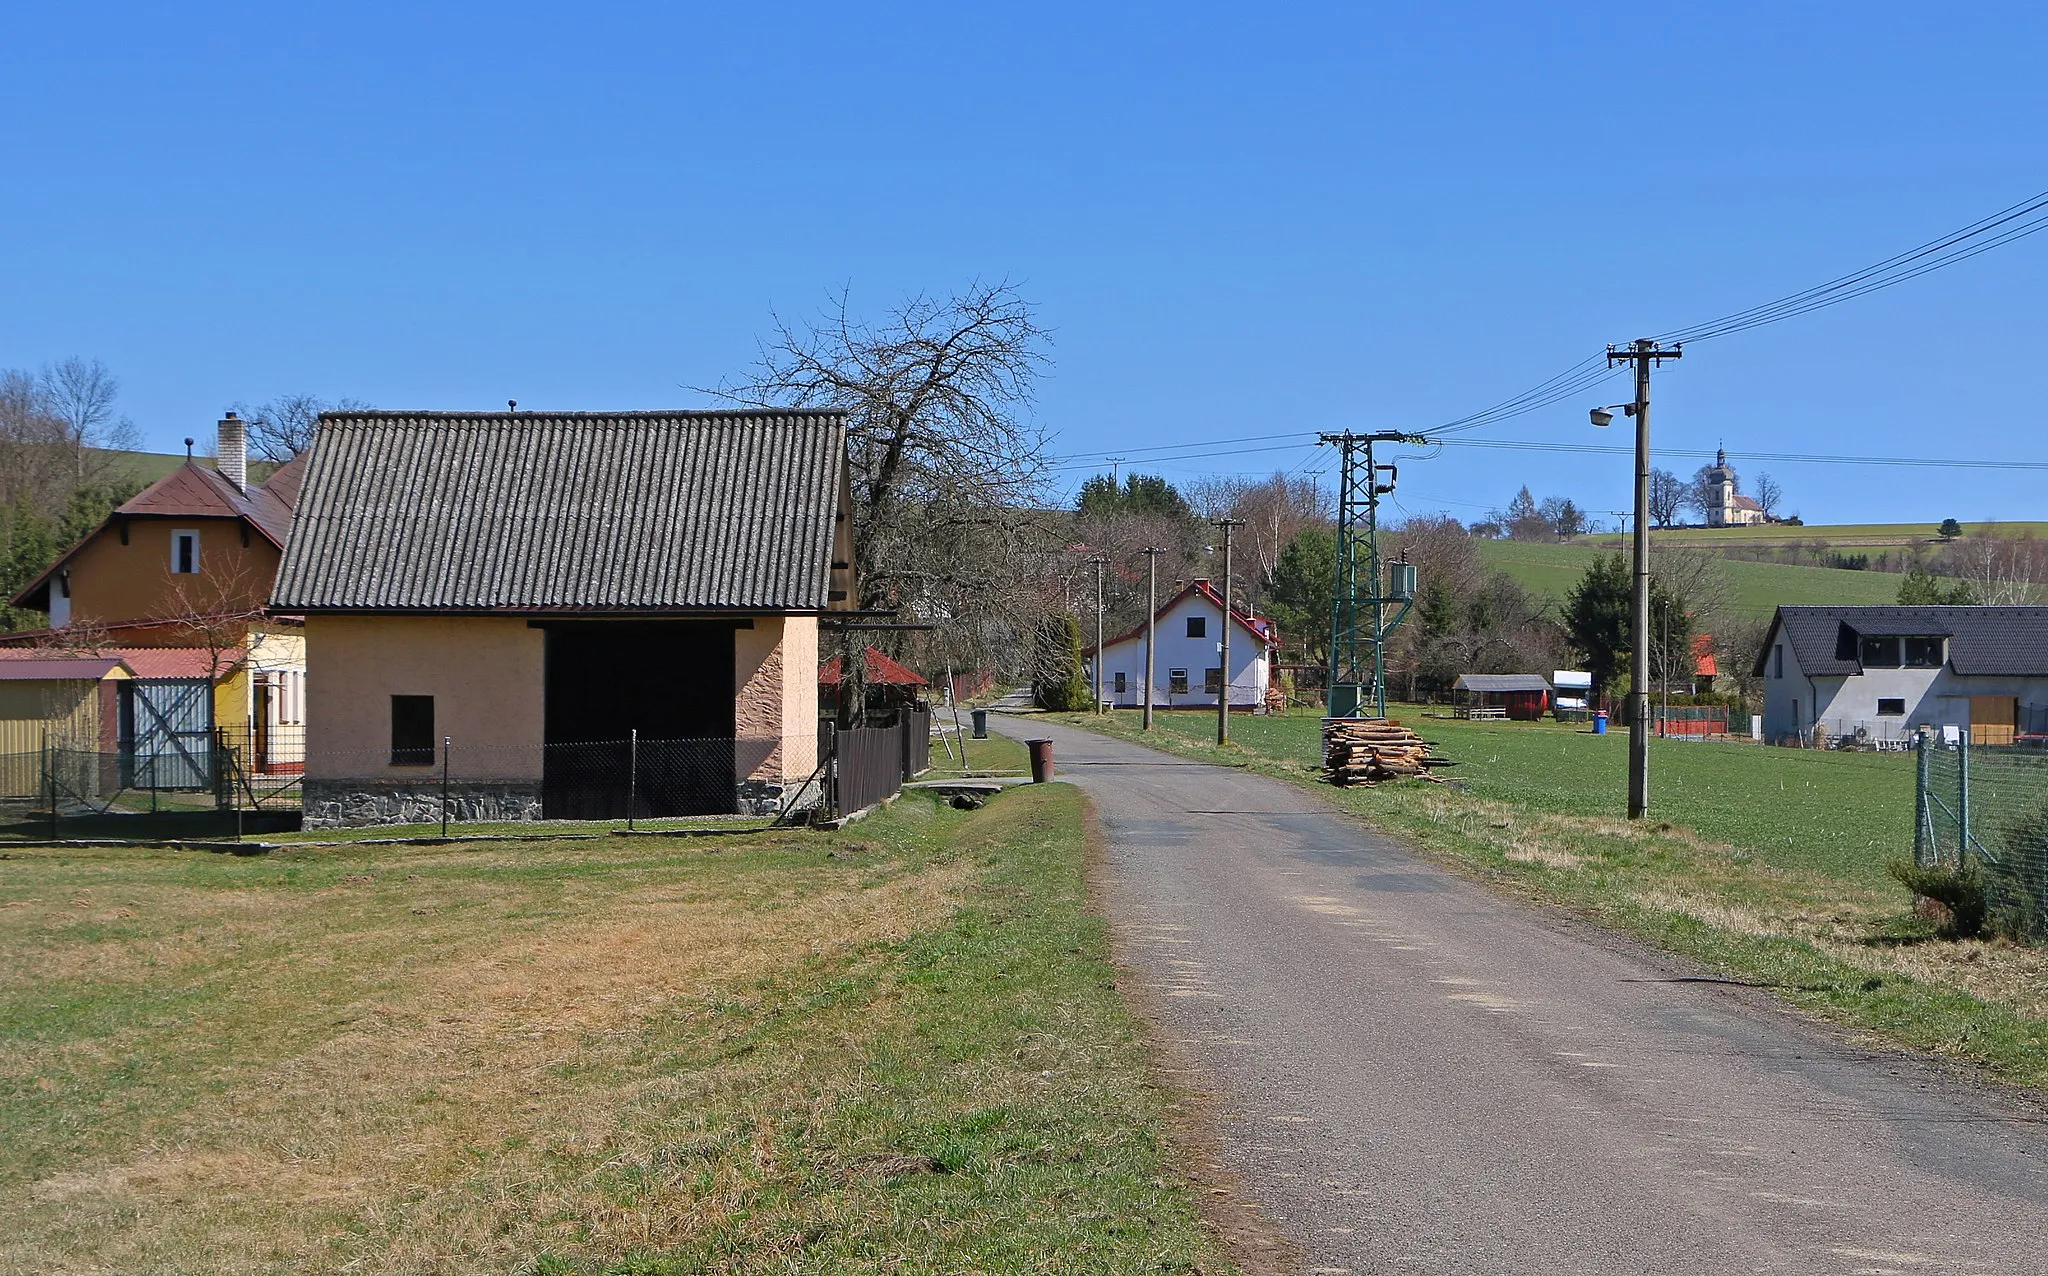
[1563,554,1632,698]
[1032,612,1092,710]
[1898,568,1978,606]
[1263,526,1336,666]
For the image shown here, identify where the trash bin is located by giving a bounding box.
[1593,710,1608,735]
[970,708,988,739]
[1027,738,1055,783]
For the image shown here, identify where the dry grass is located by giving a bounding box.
[0,792,1231,1275]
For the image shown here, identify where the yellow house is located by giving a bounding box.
[6,413,309,773]
[271,409,855,827]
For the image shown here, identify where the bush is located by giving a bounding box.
[1887,859,1988,939]
[1031,612,1092,711]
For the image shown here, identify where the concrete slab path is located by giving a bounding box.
[994,714,2047,1275]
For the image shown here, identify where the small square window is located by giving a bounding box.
[1186,616,1206,639]
[1877,698,1906,716]
[390,695,436,765]
[1168,669,1189,694]
[1204,667,1223,695]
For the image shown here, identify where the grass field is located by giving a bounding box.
[1476,539,1904,619]
[1572,520,2048,551]
[1161,709,1913,888]
[0,787,1235,1274]
[1048,707,2048,1088]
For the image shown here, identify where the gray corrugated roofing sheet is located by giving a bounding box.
[1454,673,1552,693]
[271,410,847,613]
[1757,605,2048,677]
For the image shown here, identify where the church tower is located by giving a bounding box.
[1706,446,1737,526]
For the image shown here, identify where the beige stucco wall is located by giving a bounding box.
[305,616,543,781]
[733,616,818,783]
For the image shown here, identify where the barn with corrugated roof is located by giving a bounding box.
[272,409,856,825]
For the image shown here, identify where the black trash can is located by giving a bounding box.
[970,708,989,739]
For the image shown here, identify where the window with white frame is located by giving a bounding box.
[1168,668,1189,694]
[171,530,201,574]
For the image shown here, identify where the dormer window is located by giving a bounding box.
[171,530,200,574]
[1902,636,1944,668]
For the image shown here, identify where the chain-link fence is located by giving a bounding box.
[1916,732,2048,939]
[3,714,940,840]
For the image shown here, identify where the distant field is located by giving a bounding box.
[1574,520,2048,551]
[1477,538,1902,619]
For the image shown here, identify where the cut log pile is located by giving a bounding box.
[1321,718,1449,786]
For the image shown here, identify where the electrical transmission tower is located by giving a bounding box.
[1321,432,1427,719]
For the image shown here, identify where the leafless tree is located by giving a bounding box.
[1648,468,1685,528]
[1941,533,2046,605]
[1682,464,1727,522]
[38,357,138,482]
[1184,472,1329,606]
[232,393,370,462]
[706,283,1055,699]
[1751,471,1784,520]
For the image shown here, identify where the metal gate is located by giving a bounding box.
[121,679,214,790]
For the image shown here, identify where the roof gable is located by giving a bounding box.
[1087,579,1275,655]
[271,410,848,613]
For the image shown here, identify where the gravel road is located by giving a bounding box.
[994,715,2047,1275]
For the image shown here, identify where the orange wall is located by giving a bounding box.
[63,519,280,629]
[305,616,545,781]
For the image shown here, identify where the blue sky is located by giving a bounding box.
[4,2,2043,525]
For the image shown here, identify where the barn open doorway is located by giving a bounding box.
[542,621,738,817]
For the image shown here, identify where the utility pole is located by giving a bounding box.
[1142,547,1165,731]
[1215,519,1244,743]
[1606,338,1683,819]
[1320,431,1427,719]
[1090,555,1109,714]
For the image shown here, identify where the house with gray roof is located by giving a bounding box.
[1752,605,2048,747]
[272,409,854,825]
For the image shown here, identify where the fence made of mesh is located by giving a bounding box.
[1917,736,2048,939]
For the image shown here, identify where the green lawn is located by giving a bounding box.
[0,787,1234,1274]
[1572,520,2048,550]
[1145,709,1913,887]
[1053,708,2048,1088]
[1476,538,1905,619]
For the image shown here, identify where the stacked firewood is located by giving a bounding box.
[1321,718,1447,786]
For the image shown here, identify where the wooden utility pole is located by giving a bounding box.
[1215,519,1244,744]
[1605,338,1682,819]
[1142,547,1165,731]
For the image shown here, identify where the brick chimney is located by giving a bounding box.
[217,411,247,492]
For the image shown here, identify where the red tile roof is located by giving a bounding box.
[0,644,237,679]
[818,647,928,686]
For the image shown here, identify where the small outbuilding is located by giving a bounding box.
[820,646,929,718]
[1452,673,1552,721]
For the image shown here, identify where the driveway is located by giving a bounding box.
[994,715,2047,1275]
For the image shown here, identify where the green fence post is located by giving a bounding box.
[1958,729,1972,872]
[1914,729,1930,867]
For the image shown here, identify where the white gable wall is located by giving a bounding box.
[1086,591,1270,709]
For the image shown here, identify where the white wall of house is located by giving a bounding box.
[1086,591,1270,709]
[1761,635,2048,744]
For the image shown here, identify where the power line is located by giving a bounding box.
[1434,436,2048,472]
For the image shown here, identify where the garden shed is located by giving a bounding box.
[1452,673,1552,721]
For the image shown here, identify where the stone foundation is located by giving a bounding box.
[303,779,543,829]
[737,776,825,817]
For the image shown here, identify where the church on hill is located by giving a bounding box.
[1704,448,1768,527]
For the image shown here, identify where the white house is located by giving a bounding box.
[1085,579,1276,710]
[1753,605,2048,746]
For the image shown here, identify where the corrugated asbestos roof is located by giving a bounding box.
[0,657,130,681]
[1757,605,2048,677]
[271,410,847,613]
[1454,673,1552,693]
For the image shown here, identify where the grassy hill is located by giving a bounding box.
[1573,520,2048,552]
[1478,538,1903,620]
